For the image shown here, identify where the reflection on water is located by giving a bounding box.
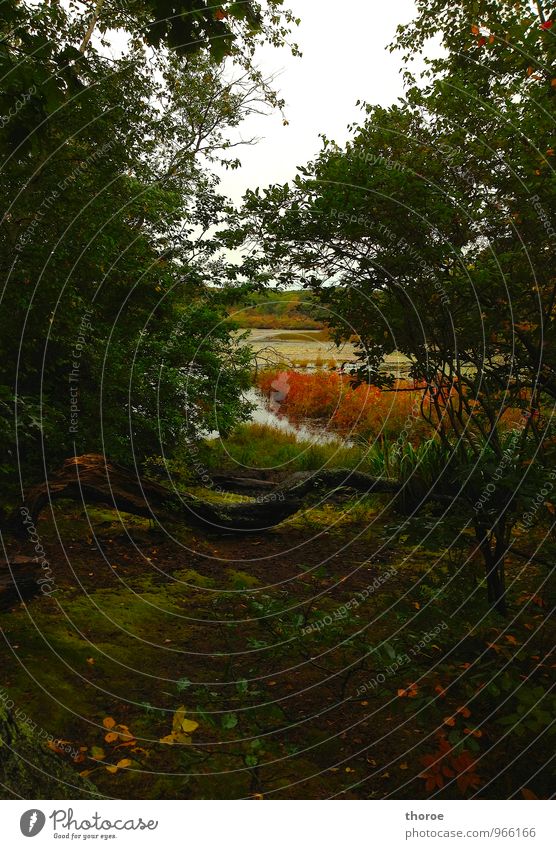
[245,388,346,446]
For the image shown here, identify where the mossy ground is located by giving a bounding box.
[1,494,554,799]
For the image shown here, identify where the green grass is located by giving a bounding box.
[201,423,378,474]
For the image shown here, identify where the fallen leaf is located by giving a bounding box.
[181,718,199,733]
[172,706,199,735]
[521,788,538,799]
[159,734,176,745]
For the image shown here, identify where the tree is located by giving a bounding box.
[0,0,298,492]
[228,1,556,613]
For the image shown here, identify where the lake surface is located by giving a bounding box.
[242,328,411,375]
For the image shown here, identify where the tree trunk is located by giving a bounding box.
[475,518,508,616]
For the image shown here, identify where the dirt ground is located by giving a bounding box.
[1,495,553,799]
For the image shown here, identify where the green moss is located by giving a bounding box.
[226,569,261,589]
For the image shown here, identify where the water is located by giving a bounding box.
[244,388,346,446]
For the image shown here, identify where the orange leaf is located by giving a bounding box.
[159,734,176,745]
[471,25,480,35]
[105,732,119,743]
[521,788,538,800]
[103,717,116,729]
[443,716,456,727]
[457,706,471,718]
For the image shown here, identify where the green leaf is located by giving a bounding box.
[221,713,238,730]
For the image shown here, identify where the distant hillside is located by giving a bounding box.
[228,290,326,329]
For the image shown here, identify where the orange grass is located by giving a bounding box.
[256,369,431,442]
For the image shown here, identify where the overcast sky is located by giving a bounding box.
[217,0,417,205]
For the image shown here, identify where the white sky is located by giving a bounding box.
[217,0,417,205]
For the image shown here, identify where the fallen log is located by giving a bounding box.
[13,454,401,536]
[210,474,279,496]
